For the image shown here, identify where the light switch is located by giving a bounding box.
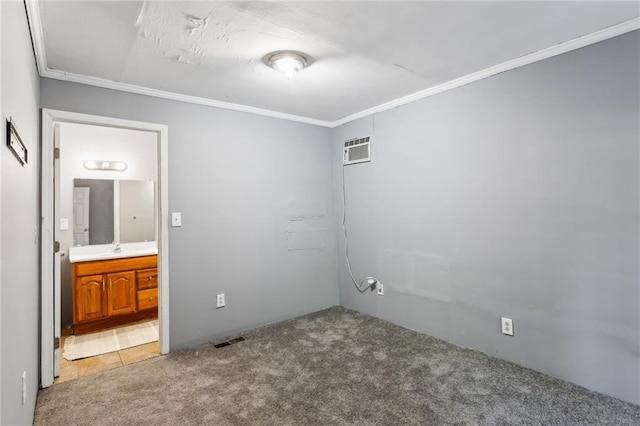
[171,212,182,227]
[60,218,69,230]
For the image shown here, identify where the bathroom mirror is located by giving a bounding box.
[73,178,156,246]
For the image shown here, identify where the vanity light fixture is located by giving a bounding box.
[83,160,128,172]
[264,51,310,74]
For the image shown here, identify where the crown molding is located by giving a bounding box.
[332,17,640,127]
[25,0,47,76]
[25,0,639,130]
[39,68,334,127]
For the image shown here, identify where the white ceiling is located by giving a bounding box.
[32,1,639,126]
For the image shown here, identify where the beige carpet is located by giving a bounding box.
[63,320,158,361]
[36,307,640,425]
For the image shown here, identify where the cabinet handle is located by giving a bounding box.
[102,279,105,292]
[109,279,112,291]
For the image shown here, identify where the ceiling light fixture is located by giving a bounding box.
[264,51,310,75]
[83,160,128,172]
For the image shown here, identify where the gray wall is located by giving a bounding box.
[75,179,115,245]
[41,78,338,349]
[333,31,640,405]
[1,2,41,424]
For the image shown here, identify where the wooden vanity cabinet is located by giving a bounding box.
[72,255,157,335]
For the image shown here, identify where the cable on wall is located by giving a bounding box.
[341,159,378,293]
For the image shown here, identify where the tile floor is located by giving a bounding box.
[55,327,160,384]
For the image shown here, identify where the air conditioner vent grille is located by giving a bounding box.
[344,136,370,148]
[343,136,371,165]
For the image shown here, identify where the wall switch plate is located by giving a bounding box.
[60,218,69,230]
[501,317,514,336]
[171,212,182,227]
[216,293,225,308]
[377,282,384,295]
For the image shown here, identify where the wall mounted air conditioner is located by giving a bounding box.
[343,136,371,165]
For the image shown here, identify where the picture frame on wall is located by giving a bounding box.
[7,117,28,166]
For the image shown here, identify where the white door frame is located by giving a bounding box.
[41,109,170,388]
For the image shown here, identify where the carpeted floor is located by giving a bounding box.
[34,306,640,425]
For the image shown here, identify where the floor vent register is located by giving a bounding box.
[213,336,246,349]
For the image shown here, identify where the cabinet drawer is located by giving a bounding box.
[137,268,158,290]
[75,255,157,277]
[137,288,158,310]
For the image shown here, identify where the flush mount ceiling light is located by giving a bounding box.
[83,160,128,172]
[264,51,310,75]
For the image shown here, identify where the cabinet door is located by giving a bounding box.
[77,274,107,322]
[107,271,137,316]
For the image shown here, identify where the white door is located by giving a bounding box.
[53,124,62,376]
[73,187,90,246]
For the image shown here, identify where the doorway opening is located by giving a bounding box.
[41,110,170,388]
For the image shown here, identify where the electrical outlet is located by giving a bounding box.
[501,317,514,336]
[366,277,376,290]
[377,282,384,296]
[22,371,26,405]
[216,293,225,308]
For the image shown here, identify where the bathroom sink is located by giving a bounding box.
[68,241,157,263]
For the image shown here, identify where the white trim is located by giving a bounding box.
[0,0,3,414]
[53,123,61,377]
[25,1,639,129]
[332,17,640,127]
[41,110,55,388]
[40,109,170,388]
[41,69,334,128]
[24,0,46,76]
[158,123,170,356]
